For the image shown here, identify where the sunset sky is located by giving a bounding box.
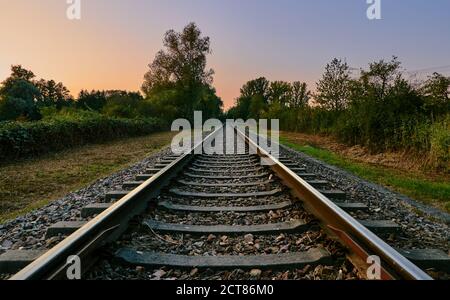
[1,0,450,109]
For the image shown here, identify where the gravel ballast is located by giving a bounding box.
[0,147,173,253]
[279,144,450,253]
[1,133,449,280]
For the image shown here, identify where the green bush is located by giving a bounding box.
[429,116,450,170]
[0,113,167,161]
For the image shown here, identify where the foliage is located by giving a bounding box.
[102,91,143,118]
[142,23,223,121]
[268,81,292,105]
[0,23,225,162]
[35,79,73,109]
[0,111,166,160]
[429,116,450,170]
[76,90,107,112]
[228,56,450,170]
[0,66,41,121]
[420,72,450,122]
[230,78,311,120]
[1,24,223,126]
[142,22,214,96]
[0,65,75,121]
[290,81,311,108]
[240,77,270,100]
[315,58,351,111]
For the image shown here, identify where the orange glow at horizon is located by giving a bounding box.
[0,1,235,109]
[0,1,323,111]
[2,1,450,110]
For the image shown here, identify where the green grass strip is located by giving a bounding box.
[280,136,450,213]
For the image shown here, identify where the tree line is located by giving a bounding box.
[0,23,224,124]
[227,57,450,169]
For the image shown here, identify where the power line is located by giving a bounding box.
[406,65,450,74]
[348,65,450,77]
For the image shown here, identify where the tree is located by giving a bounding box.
[102,95,134,118]
[36,79,73,108]
[233,96,252,120]
[0,65,41,120]
[360,56,402,102]
[268,81,292,106]
[240,77,270,102]
[249,95,266,119]
[420,72,450,121]
[76,90,107,111]
[342,57,424,150]
[142,23,221,120]
[195,86,223,120]
[7,65,35,81]
[289,81,310,108]
[315,58,351,111]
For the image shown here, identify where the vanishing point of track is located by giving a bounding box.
[6,125,444,280]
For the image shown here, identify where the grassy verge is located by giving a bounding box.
[0,131,175,223]
[280,136,450,213]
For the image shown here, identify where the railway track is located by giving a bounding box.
[2,124,449,280]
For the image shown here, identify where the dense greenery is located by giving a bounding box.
[0,23,224,160]
[0,23,223,124]
[0,109,165,160]
[228,57,450,170]
[141,22,223,121]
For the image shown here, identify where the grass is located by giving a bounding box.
[280,136,450,213]
[0,131,176,223]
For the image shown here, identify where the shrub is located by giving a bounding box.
[0,113,167,161]
[0,96,41,121]
[429,116,450,171]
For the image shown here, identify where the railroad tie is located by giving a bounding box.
[295,173,317,180]
[194,158,259,163]
[114,247,332,270]
[278,158,294,163]
[358,220,400,234]
[143,219,310,235]
[397,249,450,273]
[0,250,46,274]
[334,202,369,212]
[158,200,293,213]
[160,159,178,163]
[318,189,347,200]
[306,180,329,188]
[105,190,129,201]
[188,167,264,173]
[194,158,259,164]
[122,181,145,190]
[200,154,254,159]
[146,168,163,174]
[176,179,273,187]
[169,188,283,198]
[288,167,307,172]
[183,172,270,180]
[45,221,87,239]
[81,203,112,218]
[135,174,155,181]
[154,163,171,168]
[191,163,259,169]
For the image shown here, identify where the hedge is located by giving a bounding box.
[0,116,167,161]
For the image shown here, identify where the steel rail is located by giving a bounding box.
[234,125,432,280]
[10,126,223,280]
